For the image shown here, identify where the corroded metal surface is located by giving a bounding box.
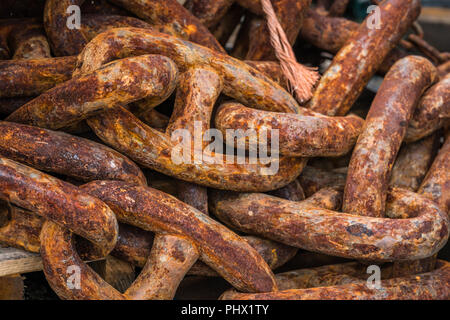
[75,27,302,114]
[0,121,146,185]
[0,56,76,98]
[88,106,305,192]
[80,180,277,293]
[390,134,438,191]
[419,133,450,213]
[0,0,448,301]
[0,157,118,255]
[109,0,225,52]
[405,73,450,143]
[220,260,450,300]
[210,187,449,261]
[215,102,364,157]
[344,56,437,217]
[308,0,421,116]
[185,0,234,28]
[7,55,178,130]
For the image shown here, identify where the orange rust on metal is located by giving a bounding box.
[0,121,146,185]
[137,109,170,131]
[185,0,234,29]
[0,18,42,59]
[0,56,76,98]
[9,24,51,60]
[109,224,154,268]
[245,60,288,89]
[44,0,88,56]
[274,262,363,290]
[80,14,153,41]
[307,0,421,116]
[87,106,305,192]
[301,8,357,53]
[75,27,302,114]
[220,260,450,299]
[40,221,126,300]
[0,157,118,255]
[298,166,346,197]
[45,0,156,56]
[215,102,364,157]
[245,0,311,61]
[210,187,449,261]
[418,133,450,213]
[301,8,408,75]
[1,202,295,278]
[390,134,438,191]
[79,180,277,293]
[141,67,223,299]
[405,73,450,143]
[189,236,298,277]
[344,56,437,217]
[108,0,225,53]
[125,234,198,300]
[268,179,305,202]
[7,55,178,130]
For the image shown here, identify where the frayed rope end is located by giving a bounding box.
[261,0,320,103]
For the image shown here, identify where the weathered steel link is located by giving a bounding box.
[141,67,222,299]
[185,0,234,29]
[9,24,51,60]
[418,132,450,213]
[298,166,346,197]
[0,0,448,301]
[108,0,225,53]
[74,27,302,114]
[210,187,449,262]
[405,73,450,143]
[215,102,364,157]
[0,121,146,185]
[7,55,178,129]
[88,106,305,192]
[40,221,126,300]
[0,56,76,98]
[343,56,437,217]
[79,180,277,293]
[220,260,450,299]
[390,134,438,191]
[308,0,421,116]
[0,157,118,255]
[300,8,408,74]
[268,179,305,202]
[44,0,87,56]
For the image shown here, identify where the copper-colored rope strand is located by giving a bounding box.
[261,0,320,103]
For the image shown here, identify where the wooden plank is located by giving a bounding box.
[0,247,43,277]
[0,246,107,278]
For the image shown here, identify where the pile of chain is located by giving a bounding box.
[0,0,449,300]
